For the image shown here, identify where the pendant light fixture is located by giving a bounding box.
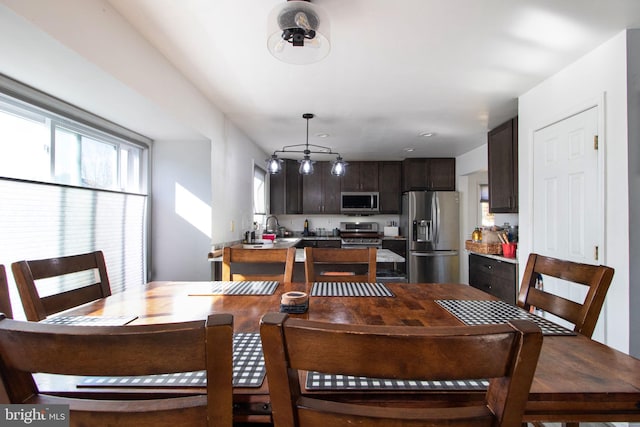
[267,0,331,65]
[265,113,347,176]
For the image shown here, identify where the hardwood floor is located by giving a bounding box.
[526,424,616,426]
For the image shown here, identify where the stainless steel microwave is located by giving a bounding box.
[340,192,379,214]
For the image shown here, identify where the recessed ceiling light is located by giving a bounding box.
[315,132,330,138]
[419,131,435,137]
[404,148,415,152]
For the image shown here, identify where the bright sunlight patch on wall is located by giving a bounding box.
[175,182,212,238]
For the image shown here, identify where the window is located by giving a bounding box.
[0,75,150,319]
[253,164,267,227]
[0,96,144,193]
[479,184,495,227]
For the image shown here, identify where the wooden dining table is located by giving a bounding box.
[36,281,640,424]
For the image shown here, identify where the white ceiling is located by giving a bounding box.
[107,0,640,161]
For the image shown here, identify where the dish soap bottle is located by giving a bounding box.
[472,227,482,243]
[303,219,309,237]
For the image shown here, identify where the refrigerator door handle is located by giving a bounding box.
[411,251,458,257]
[433,192,439,245]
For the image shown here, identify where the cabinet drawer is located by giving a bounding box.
[469,272,515,304]
[470,256,514,282]
[469,254,517,304]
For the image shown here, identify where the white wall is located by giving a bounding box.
[0,0,269,281]
[212,121,270,245]
[151,139,212,280]
[519,31,631,352]
[626,30,640,358]
[456,145,488,283]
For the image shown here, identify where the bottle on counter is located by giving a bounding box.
[303,219,309,237]
[472,227,482,243]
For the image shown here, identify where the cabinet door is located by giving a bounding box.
[270,159,302,214]
[341,162,379,191]
[269,168,286,215]
[468,254,516,304]
[302,167,324,214]
[427,158,456,191]
[302,162,341,214]
[378,161,401,213]
[402,158,428,191]
[402,158,455,191]
[358,162,379,191]
[317,240,341,248]
[488,118,518,213]
[341,162,361,191]
[323,163,342,213]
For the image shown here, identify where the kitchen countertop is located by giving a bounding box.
[465,250,518,264]
[209,237,405,263]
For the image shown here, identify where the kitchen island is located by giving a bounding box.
[209,238,405,281]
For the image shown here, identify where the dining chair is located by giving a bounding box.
[303,247,377,283]
[260,312,543,427]
[518,253,614,427]
[12,250,112,321]
[0,312,234,427]
[222,246,295,282]
[0,265,12,319]
[517,253,614,338]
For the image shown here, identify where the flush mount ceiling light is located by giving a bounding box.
[267,0,331,65]
[419,131,435,138]
[265,113,347,176]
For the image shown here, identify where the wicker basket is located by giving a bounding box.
[465,240,503,255]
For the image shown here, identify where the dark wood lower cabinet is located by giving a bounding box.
[468,253,517,304]
[295,239,341,248]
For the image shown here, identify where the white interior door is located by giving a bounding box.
[532,106,604,336]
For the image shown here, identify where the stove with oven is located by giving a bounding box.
[339,222,382,248]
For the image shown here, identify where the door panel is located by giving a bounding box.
[532,106,602,336]
[533,107,599,263]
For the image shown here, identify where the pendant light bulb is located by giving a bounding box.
[266,154,283,174]
[331,156,348,176]
[299,155,315,175]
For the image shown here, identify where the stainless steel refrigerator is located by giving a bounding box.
[401,191,459,283]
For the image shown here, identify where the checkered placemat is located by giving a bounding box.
[189,281,279,295]
[436,300,576,336]
[306,372,489,391]
[310,282,394,297]
[41,315,138,326]
[78,333,265,388]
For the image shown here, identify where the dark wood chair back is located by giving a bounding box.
[0,265,12,319]
[222,247,295,282]
[261,312,542,427]
[12,251,112,321]
[0,313,233,427]
[304,247,377,283]
[517,253,614,338]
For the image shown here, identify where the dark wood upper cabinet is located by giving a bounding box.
[378,161,402,213]
[488,117,518,213]
[402,158,456,192]
[341,161,379,192]
[269,159,302,214]
[302,162,341,214]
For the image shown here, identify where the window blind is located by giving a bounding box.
[0,178,146,319]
